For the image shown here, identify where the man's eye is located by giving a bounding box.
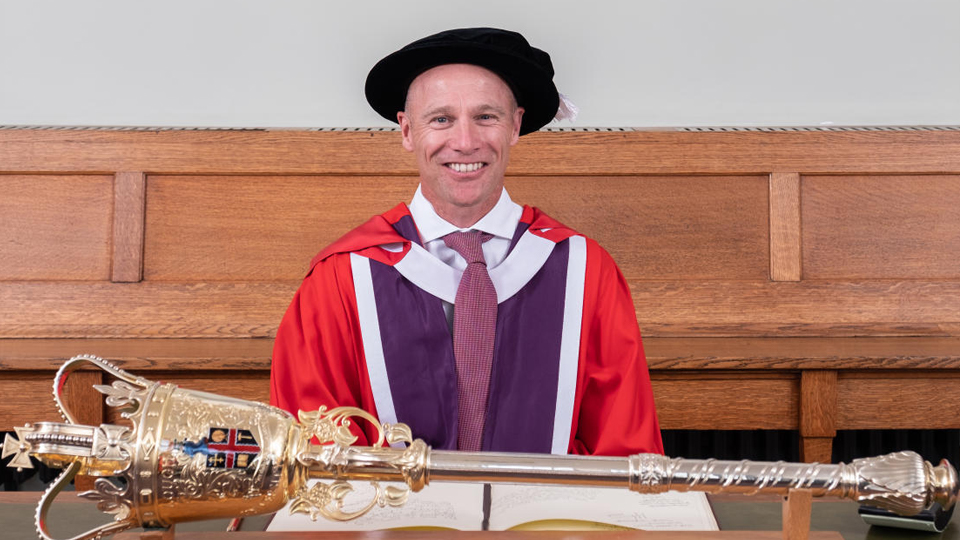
[433,117,448,124]
[478,114,495,121]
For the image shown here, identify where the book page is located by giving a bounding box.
[266,480,484,531]
[488,484,719,531]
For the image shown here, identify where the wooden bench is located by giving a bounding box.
[2,128,959,465]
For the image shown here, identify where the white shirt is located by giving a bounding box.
[407,185,523,324]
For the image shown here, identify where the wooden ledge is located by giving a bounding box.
[0,338,273,371]
[3,337,960,372]
[2,129,959,175]
[645,337,960,370]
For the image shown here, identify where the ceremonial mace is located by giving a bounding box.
[3,355,957,540]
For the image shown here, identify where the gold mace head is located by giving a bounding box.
[3,354,400,540]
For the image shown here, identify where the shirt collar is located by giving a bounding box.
[409,185,523,243]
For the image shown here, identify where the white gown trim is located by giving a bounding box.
[392,230,556,304]
[350,253,404,448]
[551,235,587,454]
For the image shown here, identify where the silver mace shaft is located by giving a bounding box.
[298,440,958,518]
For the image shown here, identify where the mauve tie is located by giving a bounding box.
[443,230,497,451]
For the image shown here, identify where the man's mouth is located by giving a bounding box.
[445,162,486,173]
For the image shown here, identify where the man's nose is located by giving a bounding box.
[449,120,481,152]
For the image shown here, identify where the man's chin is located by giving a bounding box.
[450,186,500,207]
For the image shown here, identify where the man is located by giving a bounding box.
[271,28,662,457]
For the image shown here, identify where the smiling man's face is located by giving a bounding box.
[398,63,524,227]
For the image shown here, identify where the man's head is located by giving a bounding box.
[397,63,523,224]
[365,28,559,226]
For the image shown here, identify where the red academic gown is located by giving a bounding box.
[271,204,662,456]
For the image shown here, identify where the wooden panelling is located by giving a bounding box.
[6,336,960,372]
[0,282,295,338]
[631,280,960,336]
[800,438,834,464]
[3,280,960,338]
[8,369,805,432]
[2,130,960,175]
[0,175,113,280]
[507,176,769,281]
[13,367,960,435]
[644,337,960,369]
[799,371,837,438]
[143,174,770,283]
[769,172,801,281]
[0,338,274,370]
[651,374,798,430]
[111,171,146,282]
[836,372,960,429]
[143,175,416,281]
[59,370,103,425]
[0,372,66,427]
[2,130,960,461]
[802,175,960,279]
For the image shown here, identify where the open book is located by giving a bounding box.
[267,481,719,532]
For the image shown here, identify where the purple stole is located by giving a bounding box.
[357,214,573,453]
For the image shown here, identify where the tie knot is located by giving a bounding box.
[443,231,492,264]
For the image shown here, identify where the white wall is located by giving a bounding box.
[1,0,957,128]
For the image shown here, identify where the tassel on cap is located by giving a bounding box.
[553,93,579,122]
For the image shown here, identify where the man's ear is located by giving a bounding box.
[398,111,414,152]
[510,107,524,146]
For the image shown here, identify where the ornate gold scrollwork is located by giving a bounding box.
[79,477,132,520]
[298,406,383,447]
[290,479,410,522]
[289,406,423,521]
[38,462,134,540]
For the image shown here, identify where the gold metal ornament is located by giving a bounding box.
[291,406,416,521]
[3,355,958,540]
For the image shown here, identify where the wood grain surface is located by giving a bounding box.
[802,175,960,279]
[0,174,113,280]
[769,172,802,281]
[783,488,813,540]
[631,280,960,336]
[5,337,960,371]
[2,130,959,460]
[3,280,959,338]
[800,371,837,437]
[1,129,959,175]
[508,175,769,281]
[140,174,773,282]
[800,438,835,464]
[651,375,798,430]
[111,171,146,282]
[143,175,416,280]
[0,371,68,427]
[0,338,274,370]
[643,336,960,369]
[836,372,960,429]
[59,369,103,425]
[0,282,295,338]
